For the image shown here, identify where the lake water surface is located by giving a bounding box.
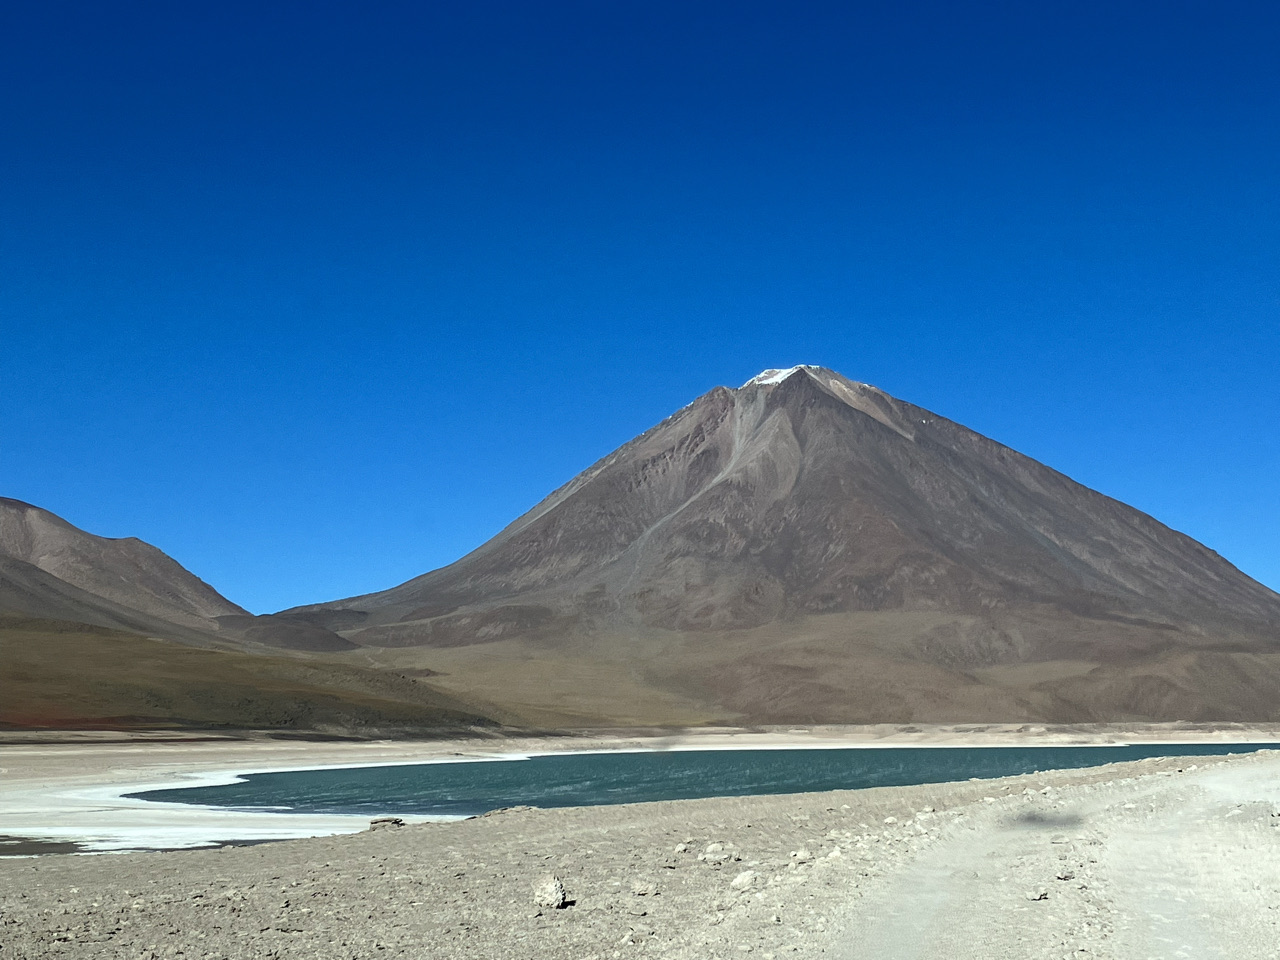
[129,743,1277,818]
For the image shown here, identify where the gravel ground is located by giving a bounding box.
[5,750,1277,959]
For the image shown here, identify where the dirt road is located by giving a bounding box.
[829,757,1280,959]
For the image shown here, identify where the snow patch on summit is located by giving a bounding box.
[739,366,917,441]
[743,365,818,387]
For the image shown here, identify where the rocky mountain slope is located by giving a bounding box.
[290,366,1280,725]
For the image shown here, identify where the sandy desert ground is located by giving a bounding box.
[3,726,1280,958]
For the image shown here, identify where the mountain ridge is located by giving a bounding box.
[5,367,1279,728]
[0,496,248,630]
[0,499,497,731]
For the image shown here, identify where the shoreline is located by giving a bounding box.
[5,722,1280,854]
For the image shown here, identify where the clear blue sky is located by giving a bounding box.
[1,1,1277,612]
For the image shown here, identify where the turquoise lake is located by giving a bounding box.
[129,743,1276,818]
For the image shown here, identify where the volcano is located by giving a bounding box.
[288,366,1280,725]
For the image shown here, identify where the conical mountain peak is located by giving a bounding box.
[739,364,873,394]
[733,366,913,440]
[287,372,1280,725]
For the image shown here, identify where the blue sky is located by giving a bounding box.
[1,1,1277,612]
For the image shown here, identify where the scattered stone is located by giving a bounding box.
[700,842,735,862]
[480,805,536,818]
[631,880,658,897]
[789,849,813,863]
[1057,871,1075,881]
[368,817,405,831]
[674,843,689,854]
[1026,888,1049,901]
[730,870,756,891]
[532,875,569,909]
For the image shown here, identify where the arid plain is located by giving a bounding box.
[3,728,1280,959]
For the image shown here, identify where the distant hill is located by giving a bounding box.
[287,366,1280,725]
[0,497,358,651]
[0,499,494,731]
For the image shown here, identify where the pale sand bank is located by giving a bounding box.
[2,745,1279,959]
[3,722,1279,853]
